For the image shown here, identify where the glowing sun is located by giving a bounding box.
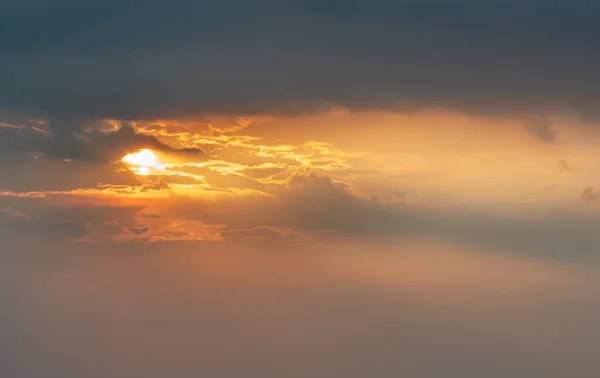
[122,149,160,175]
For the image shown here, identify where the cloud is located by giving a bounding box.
[2,1,600,118]
[0,116,203,163]
[2,238,600,378]
[0,209,89,239]
[276,174,600,260]
[222,226,300,241]
[0,206,30,219]
[127,226,151,235]
[2,163,600,261]
[0,193,146,241]
[46,122,204,162]
[528,120,557,143]
[90,171,596,260]
[581,187,598,203]
[273,173,399,234]
[558,160,572,172]
[4,3,600,373]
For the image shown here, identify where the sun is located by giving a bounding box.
[122,149,160,175]
[123,149,157,167]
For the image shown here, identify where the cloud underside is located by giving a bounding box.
[2,1,600,118]
[0,120,203,163]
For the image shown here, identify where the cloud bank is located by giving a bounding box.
[2,1,600,118]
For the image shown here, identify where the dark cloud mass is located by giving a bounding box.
[0,118,202,162]
[1,1,600,118]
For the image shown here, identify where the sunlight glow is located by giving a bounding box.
[122,149,161,175]
[123,149,157,167]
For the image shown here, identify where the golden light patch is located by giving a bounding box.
[123,149,157,167]
[138,167,150,176]
[122,149,161,175]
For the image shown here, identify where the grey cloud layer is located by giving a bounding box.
[0,119,202,162]
[2,1,600,118]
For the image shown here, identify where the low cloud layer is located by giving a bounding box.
[2,239,600,378]
[2,171,600,262]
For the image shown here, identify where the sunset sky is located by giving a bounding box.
[2,1,600,377]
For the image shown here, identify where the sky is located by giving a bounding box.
[2,1,600,377]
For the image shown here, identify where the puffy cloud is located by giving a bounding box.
[274,173,399,235]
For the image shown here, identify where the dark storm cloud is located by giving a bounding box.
[1,1,600,119]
